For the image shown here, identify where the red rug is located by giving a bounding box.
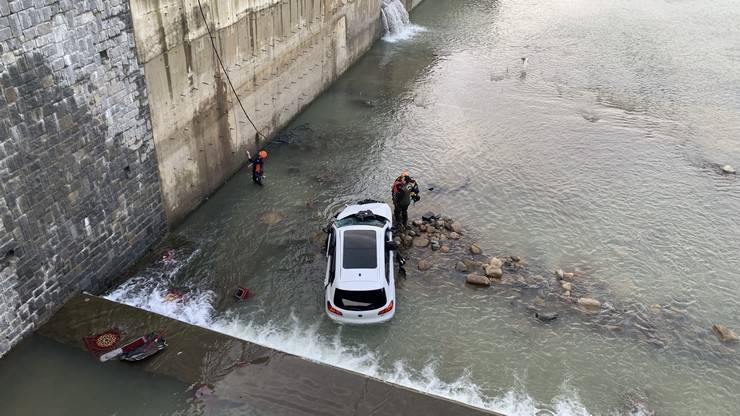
[82,328,123,358]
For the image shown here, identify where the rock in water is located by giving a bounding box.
[578,297,602,309]
[418,259,432,271]
[469,244,482,255]
[422,212,436,222]
[489,257,503,268]
[484,264,503,279]
[722,165,736,174]
[462,258,483,271]
[449,232,461,240]
[535,312,558,322]
[258,211,284,225]
[455,261,468,272]
[466,274,491,286]
[712,324,739,342]
[412,237,430,248]
[451,222,463,233]
[440,245,450,253]
[560,281,572,291]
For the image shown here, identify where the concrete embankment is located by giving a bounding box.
[132,0,404,225]
[38,294,500,415]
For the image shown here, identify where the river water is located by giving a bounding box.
[79,0,740,414]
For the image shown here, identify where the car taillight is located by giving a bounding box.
[378,300,394,315]
[327,301,343,316]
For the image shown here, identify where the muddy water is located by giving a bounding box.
[40,0,740,415]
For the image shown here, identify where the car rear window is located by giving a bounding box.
[343,230,377,269]
[333,289,387,311]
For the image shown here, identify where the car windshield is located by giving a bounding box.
[342,230,377,269]
[335,215,387,228]
[333,288,387,311]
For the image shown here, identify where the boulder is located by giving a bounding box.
[510,255,521,263]
[712,325,739,342]
[412,237,430,248]
[484,264,503,279]
[469,244,482,255]
[418,259,432,271]
[412,219,423,227]
[535,312,558,322]
[466,274,491,286]
[563,272,575,281]
[722,165,736,174]
[451,222,463,233]
[440,245,451,253]
[462,258,483,271]
[431,242,440,251]
[455,261,468,272]
[556,269,564,279]
[560,281,572,292]
[578,297,602,309]
[449,232,461,240]
[422,212,436,222]
[564,290,571,297]
[489,257,503,268]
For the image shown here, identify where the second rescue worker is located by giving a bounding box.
[391,171,420,228]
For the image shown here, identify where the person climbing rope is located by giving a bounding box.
[391,171,420,228]
[247,150,268,186]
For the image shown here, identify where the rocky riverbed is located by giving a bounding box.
[392,212,739,363]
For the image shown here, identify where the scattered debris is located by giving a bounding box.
[234,286,250,301]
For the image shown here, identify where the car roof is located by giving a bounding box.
[335,227,386,287]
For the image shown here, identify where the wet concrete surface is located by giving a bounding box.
[35,295,499,415]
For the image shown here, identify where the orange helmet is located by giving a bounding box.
[258,150,268,158]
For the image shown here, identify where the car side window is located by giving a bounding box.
[384,248,390,283]
[329,232,337,284]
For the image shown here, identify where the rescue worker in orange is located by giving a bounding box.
[247,150,268,186]
[391,171,420,228]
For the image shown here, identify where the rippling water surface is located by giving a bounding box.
[100,0,740,414]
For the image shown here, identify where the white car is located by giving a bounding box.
[324,200,397,324]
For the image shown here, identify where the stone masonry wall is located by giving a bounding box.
[0,0,166,357]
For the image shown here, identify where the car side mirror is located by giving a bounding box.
[386,241,398,251]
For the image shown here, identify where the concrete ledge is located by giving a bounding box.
[39,295,499,415]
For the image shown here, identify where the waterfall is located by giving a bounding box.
[381,0,410,35]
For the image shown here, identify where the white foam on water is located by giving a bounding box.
[382,24,427,43]
[104,277,598,416]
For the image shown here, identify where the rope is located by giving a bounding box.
[196,0,265,139]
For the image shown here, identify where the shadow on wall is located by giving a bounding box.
[0,50,165,357]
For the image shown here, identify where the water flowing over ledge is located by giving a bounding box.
[381,0,426,42]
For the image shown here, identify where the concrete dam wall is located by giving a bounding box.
[133,0,386,225]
